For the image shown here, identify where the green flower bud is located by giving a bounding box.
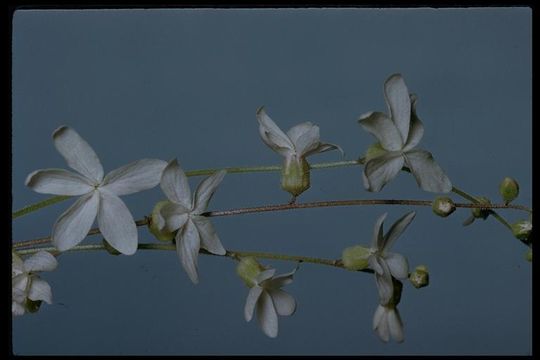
[341,245,372,271]
[432,196,456,217]
[365,142,387,162]
[511,220,532,241]
[471,196,491,220]
[525,249,532,262]
[236,257,264,288]
[281,155,310,197]
[148,200,175,242]
[388,278,403,307]
[102,238,121,256]
[499,177,519,204]
[409,265,429,289]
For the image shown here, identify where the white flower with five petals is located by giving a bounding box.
[156,159,226,284]
[359,74,452,193]
[25,126,167,255]
[244,267,297,338]
[12,251,58,316]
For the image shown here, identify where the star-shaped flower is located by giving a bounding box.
[243,266,297,338]
[12,251,58,316]
[372,304,404,343]
[367,211,415,306]
[257,107,343,197]
[359,74,452,193]
[156,159,226,284]
[25,126,167,255]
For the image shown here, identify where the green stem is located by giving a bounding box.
[12,195,71,219]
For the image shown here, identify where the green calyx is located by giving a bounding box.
[511,220,532,242]
[236,257,264,288]
[281,155,311,197]
[499,177,520,204]
[365,142,387,162]
[432,196,456,217]
[148,200,176,242]
[472,196,491,220]
[341,245,371,271]
[409,265,429,289]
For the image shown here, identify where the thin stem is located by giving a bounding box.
[12,195,71,219]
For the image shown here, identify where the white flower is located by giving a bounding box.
[244,267,297,338]
[25,126,167,255]
[359,74,452,193]
[372,304,404,343]
[157,159,226,284]
[257,107,343,197]
[367,212,415,306]
[12,251,58,316]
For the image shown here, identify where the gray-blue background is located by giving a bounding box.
[11,8,532,355]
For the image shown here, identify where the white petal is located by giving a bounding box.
[25,169,93,195]
[383,211,416,252]
[52,191,100,252]
[375,260,394,306]
[293,124,320,156]
[372,213,387,250]
[160,202,189,231]
[387,307,405,342]
[28,277,53,304]
[164,213,189,233]
[192,170,226,214]
[267,268,297,289]
[403,149,453,193]
[12,253,25,276]
[384,252,409,280]
[256,268,277,284]
[24,251,58,272]
[359,111,404,151]
[257,107,294,156]
[176,219,201,284]
[244,286,263,322]
[372,304,386,330]
[160,159,192,210]
[384,74,411,143]
[12,274,29,301]
[257,291,279,338]
[303,142,344,158]
[101,159,167,196]
[402,94,424,151]
[374,307,390,342]
[268,289,296,316]
[192,216,226,255]
[97,190,138,255]
[368,255,384,276]
[52,126,104,182]
[286,122,314,144]
[12,301,26,316]
[363,152,405,192]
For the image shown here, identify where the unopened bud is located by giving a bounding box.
[281,155,310,197]
[365,142,386,162]
[148,201,175,242]
[409,265,429,289]
[432,196,456,217]
[511,220,532,242]
[236,257,264,288]
[342,245,371,271]
[499,177,519,204]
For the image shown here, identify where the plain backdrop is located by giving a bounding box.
[11,8,531,355]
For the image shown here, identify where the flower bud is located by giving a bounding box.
[341,245,371,271]
[499,177,519,204]
[409,265,429,289]
[148,200,175,242]
[432,196,456,217]
[471,196,491,220]
[525,249,532,262]
[236,257,264,288]
[365,142,386,162]
[281,155,310,197]
[511,220,532,241]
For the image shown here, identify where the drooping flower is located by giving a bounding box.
[237,257,297,338]
[12,251,58,316]
[156,159,226,284]
[25,126,167,255]
[257,107,343,197]
[359,74,452,193]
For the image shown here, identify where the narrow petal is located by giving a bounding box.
[363,152,405,192]
[52,126,104,182]
[192,216,226,255]
[102,159,167,196]
[28,277,53,304]
[368,255,384,276]
[388,307,405,342]
[267,268,297,289]
[244,286,263,322]
[257,291,279,338]
[384,74,411,142]
[383,211,416,252]
[303,142,344,158]
[293,124,320,156]
[375,260,394,306]
[192,170,226,214]
[372,304,386,330]
[257,107,294,156]
[24,251,58,272]
[372,213,387,250]
[403,149,452,193]
[97,190,138,255]
[25,169,93,195]
[177,219,201,284]
[256,269,277,284]
[359,111,403,151]
[384,252,409,280]
[160,159,192,209]
[52,191,99,252]
[268,289,296,316]
[374,307,390,342]
[402,94,424,151]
